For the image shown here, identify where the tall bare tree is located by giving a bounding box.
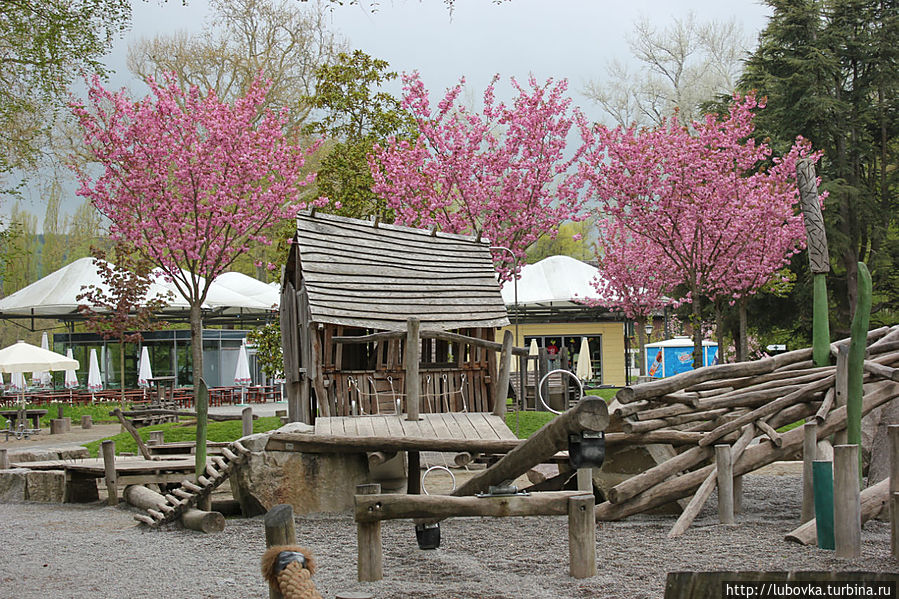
[584,13,751,127]
[127,0,345,134]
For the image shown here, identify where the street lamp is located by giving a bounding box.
[644,322,653,339]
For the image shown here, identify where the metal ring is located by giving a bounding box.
[421,465,456,495]
[537,369,585,415]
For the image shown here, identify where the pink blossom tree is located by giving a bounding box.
[583,94,813,368]
[369,73,589,280]
[72,73,319,474]
[586,217,673,375]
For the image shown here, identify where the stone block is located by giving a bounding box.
[231,449,368,517]
[26,470,66,502]
[56,447,89,460]
[238,432,271,452]
[276,422,315,435]
[0,469,28,502]
[8,449,59,463]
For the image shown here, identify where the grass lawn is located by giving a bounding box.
[83,416,283,457]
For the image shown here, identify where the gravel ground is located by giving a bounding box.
[1,471,897,599]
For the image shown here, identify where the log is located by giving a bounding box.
[785,477,889,545]
[833,444,861,558]
[181,479,203,493]
[117,409,254,422]
[241,407,253,438]
[123,484,224,533]
[597,380,899,522]
[80,415,92,429]
[356,484,382,582]
[494,330,514,417]
[622,408,728,434]
[890,425,899,558]
[615,347,814,404]
[452,398,609,497]
[815,388,835,424]
[667,424,755,537]
[863,360,899,382]
[453,452,478,467]
[608,445,714,504]
[610,399,650,418]
[405,317,421,421]
[334,328,530,357]
[112,408,154,460]
[697,378,830,411]
[698,374,835,447]
[356,490,587,522]
[802,421,817,524]
[568,494,596,579]
[101,440,117,506]
[267,433,522,454]
[716,444,734,525]
[367,451,396,467]
[50,419,66,435]
[265,503,297,599]
[755,419,783,447]
[634,403,692,421]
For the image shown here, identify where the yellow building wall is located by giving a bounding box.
[496,321,626,387]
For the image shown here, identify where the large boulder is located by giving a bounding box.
[8,447,89,463]
[866,396,899,487]
[230,443,368,517]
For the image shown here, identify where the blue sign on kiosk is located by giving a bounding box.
[644,337,718,378]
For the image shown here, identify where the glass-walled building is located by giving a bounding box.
[52,329,261,389]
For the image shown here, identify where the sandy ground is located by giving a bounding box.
[0,466,897,599]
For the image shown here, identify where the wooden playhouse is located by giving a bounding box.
[280,211,511,423]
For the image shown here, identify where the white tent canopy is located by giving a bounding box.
[0,258,279,320]
[501,255,605,308]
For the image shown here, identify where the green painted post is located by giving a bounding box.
[813,460,835,550]
[847,262,871,485]
[812,274,831,367]
[195,378,209,480]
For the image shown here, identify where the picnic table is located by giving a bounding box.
[0,408,47,429]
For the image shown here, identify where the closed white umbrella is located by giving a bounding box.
[575,337,594,381]
[234,341,252,405]
[32,332,53,389]
[64,349,79,389]
[0,340,79,405]
[87,349,103,400]
[137,347,153,388]
[528,339,539,356]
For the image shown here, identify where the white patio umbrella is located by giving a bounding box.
[137,347,153,400]
[575,337,594,381]
[0,340,79,406]
[234,341,252,405]
[31,332,53,389]
[87,348,103,401]
[63,348,79,404]
[528,339,539,356]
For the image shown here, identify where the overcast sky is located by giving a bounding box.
[10,0,773,229]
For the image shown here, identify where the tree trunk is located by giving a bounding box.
[691,296,703,370]
[738,297,748,363]
[636,316,647,377]
[714,301,726,364]
[119,339,126,405]
[190,302,207,480]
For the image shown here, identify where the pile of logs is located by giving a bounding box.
[595,325,899,537]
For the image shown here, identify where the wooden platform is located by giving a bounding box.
[314,412,518,442]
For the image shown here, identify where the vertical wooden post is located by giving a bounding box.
[405,317,421,421]
[537,348,549,412]
[494,330,514,417]
[101,440,117,506]
[57,404,65,420]
[568,493,596,579]
[407,452,421,495]
[264,504,297,599]
[813,459,835,550]
[356,484,383,582]
[733,475,743,515]
[835,346,849,446]
[889,425,899,558]
[715,444,734,525]
[560,347,570,408]
[833,444,861,558]
[0,448,8,470]
[80,415,92,429]
[148,430,164,446]
[802,421,818,524]
[577,468,593,492]
[241,406,253,438]
[846,263,872,485]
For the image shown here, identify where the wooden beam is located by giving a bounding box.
[267,433,522,454]
[335,329,530,357]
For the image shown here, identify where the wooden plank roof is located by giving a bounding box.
[295,211,510,331]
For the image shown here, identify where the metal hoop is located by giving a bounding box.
[537,369,585,415]
[421,465,456,495]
